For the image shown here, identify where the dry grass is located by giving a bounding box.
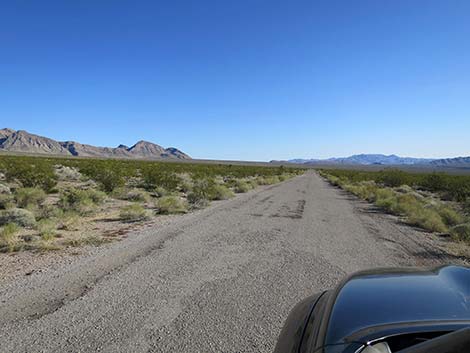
[119,204,150,222]
[326,175,468,236]
[156,196,188,214]
[0,223,20,252]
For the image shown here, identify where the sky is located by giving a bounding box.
[1,0,469,161]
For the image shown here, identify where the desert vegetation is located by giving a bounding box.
[0,155,302,252]
[319,169,470,243]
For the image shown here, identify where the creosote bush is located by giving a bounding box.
[14,187,46,209]
[59,188,105,216]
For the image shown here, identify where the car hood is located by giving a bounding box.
[324,265,470,345]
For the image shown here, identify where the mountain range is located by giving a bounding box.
[276,154,470,168]
[0,128,190,160]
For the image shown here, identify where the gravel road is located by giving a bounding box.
[0,171,458,352]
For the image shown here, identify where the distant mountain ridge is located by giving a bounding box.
[0,128,190,160]
[279,154,434,165]
[430,157,470,168]
[275,153,470,168]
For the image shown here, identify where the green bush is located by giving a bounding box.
[421,173,448,192]
[436,204,464,226]
[450,223,470,242]
[0,194,15,210]
[59,188,104,216]
[14,187,46,209]
[407,208,448,233]
[156,196,188,214]
[79,162,126,193]
[374,189,397,212]
[377,170,411,187]
[36,219,57,240]
[189,179,215,201]
[34,204,64,220]
[187,191,210,208]
[142,168,181,192]
[3,159,57,192]
[153,186,169,198]
[233,180,253,193]
[0,223,20,252]
[210,184,234,200]
[119,204,149,222]
[177,173,193,192]
[85,189,107,204]
[0,208,36,227]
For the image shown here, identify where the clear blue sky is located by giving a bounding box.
[1,0,469,161]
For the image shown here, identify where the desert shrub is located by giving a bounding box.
[79,163,126,193]
[450,223,470,242]
[142,168,181,192]
[14,187,46,209]
[187,191,210,208]
[59,188,104,215]
[233,180,252,193]
[436,204,464,226]
[265,176,280,185]
[392,193,422,215]
[119,204,149,222]
[407,208,448,233]
[0,223,20,252]
[34,204,65,221]
[156,196,188,214]
[36,219,57,240]
[127,189,149,202]
[54,165,82,181]
[56,211,80,231]
[374,189,397,212]
[0,194,15,210]
[0,208,36,227]
[81,189,106,204]
[177,173,194,192]
[189,179,214,202]
[421,173,447,192]
[377,170,411,187]
[210,184,234,200]
[324,175,341,187]
[152,186,169,198]
[343,181,378,202]
[3,159,57,192]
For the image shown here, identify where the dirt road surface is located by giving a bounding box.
[0,171,459,352]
